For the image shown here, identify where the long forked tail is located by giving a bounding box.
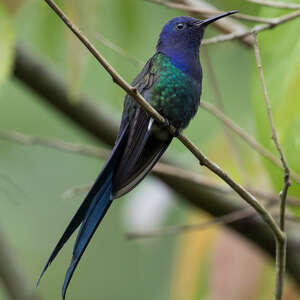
[62,173,113,299]
[37,124,129,299]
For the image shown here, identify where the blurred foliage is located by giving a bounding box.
[0,0,300,300]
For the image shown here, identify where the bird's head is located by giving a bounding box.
[156,11,237,54]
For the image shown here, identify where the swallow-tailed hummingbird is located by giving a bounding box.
[38,10,237,299]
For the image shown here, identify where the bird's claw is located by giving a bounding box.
[161,118,182,136]
[161,118,170,129]
[173,128,182,137]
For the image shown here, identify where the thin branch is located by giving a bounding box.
[94,32,144,68]
[253,34,291,230]
[200,102,300,184]
[128,200,278,239]
[148,0,275,23]
[274,214,300,223]
[253,33,290,300]
[202,49,249,185]
[62,183,91,200]
[16,7,284,269]
[0,129,110,159]
[249,0,300,10]
[253,36,291,231]
[127,206,257,239]
[62,180,300,207]
[174,0,256,46]
[203,10,300,45]
[1,128,300,206]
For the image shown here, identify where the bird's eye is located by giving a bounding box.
[176,23,185,30]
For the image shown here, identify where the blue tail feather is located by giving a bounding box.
[62,172,113,299]
[37,124,129,292]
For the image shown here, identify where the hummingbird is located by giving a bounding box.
[38,10,237,299]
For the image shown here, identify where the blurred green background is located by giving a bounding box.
[1,0,300,299]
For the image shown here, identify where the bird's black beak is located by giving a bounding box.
[195,10,238,27]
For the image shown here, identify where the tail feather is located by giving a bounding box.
[62,173,113,299]
[37,124,129,287]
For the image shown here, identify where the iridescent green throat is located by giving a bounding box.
[150,53,201,129]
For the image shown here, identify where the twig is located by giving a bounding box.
[94,32,144,68]
[249,0,300,10]
[174,0,256,46]
[62,183,91,200]
[253,33,290,300]
[128,200,278,239]
[148,0,275,23]
[1,128,300,206]
[0,227,42,300]
[62,179,300,207]
[200,102,300,184]
[127,206,257,239]
[253,35,291,230]
[202,49,249,185]
[203,10,300,45]
[274,214,300,223]
[0,129,110,158]
[41,2,288,297]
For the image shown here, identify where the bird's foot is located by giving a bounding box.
[161,118,170,129]
[173,128,182,137]
[161,118,182,137]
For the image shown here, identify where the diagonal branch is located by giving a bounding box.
[42,0,284,258]
[203,10,300,45]
[11,36,300,294]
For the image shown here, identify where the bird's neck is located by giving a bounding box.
[158,47,202,81]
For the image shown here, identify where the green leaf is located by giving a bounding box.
[0,3,15,87]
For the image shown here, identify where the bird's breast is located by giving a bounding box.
[150,55,201,129]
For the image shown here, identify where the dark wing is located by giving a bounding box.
[112,54,172,198]
[117,55,158,136]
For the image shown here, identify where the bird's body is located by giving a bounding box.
[145,53,201,129]
[38,11,237,299]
